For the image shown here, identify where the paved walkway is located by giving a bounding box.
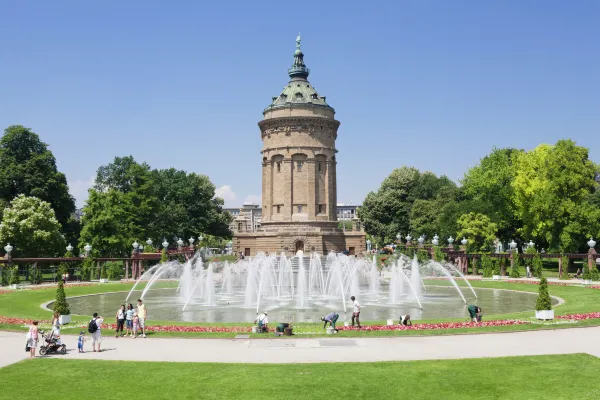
[2,326,600,368]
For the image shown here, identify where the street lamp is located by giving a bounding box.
[406,234,412,244]
[448,236,454,245]
[66,244,73,252]
[418,236,425,245]
[509,240,517,250]
[366,239,372,252]
[177,238,184,248]
[528,240,535,249]
[4,243,13,254]
[461,237,468,246]
[396,233,401,241]
[432,234,439,246]
[189,237,195,246]
[146,238,153,247]
[162,239,169,249]
[588,238,597,249]
[84,243,92,256]
[132,241,139,250]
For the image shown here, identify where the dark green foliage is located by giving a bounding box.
[433,246,445,262]
[30,264,42,284]
[52,281,70,315]
[559,255,570,280]
[582,265,600,281]
[80,257,94,281]
[492,259,501,275]
[100,263,107,279]
[532,253,543,278]
[160,248,168,263]
[535,277,552,311]
[416,250,430,263]
[9,266,19,285]
[481,255,493,278]
[510,255,521,278]
[0,126,75,228]
[105,262,124,281]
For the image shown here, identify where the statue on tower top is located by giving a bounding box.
[296,34,301,51]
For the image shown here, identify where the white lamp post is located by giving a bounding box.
[528,240,535,249]
[509,240,517,250]
[461,237,468,246]
[162,239,169,249]
[588,238,597,249]
[406,234,412,244]
[432,234,439,246]
[177,238,184,249]
[84,243,92,256]
[66,244,73,252]
[132,241,139,250]
[396,233,401,241]
[4,243,13,254]
[189,237,195,246]
[418,236,425,245]
[366,239,372,252]
[146,238,153,247]
[448,236,454,245]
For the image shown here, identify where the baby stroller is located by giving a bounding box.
[39,330,67,356]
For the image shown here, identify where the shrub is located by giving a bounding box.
[9,266,19,285]
[160,248,168,263]
[582,264,600,281]
[106,261,124,280]
[30,264,42,284]
[416,250,429,263]
[510,255,521,278]
[492,259,501,275]
[532,254,544,278]
[481,255,493,278]
[535,277,552,311]
[80,257,94,281]
[100,263,107,279]
[52,281,70,315]
[433,246,445,262]
[559,255,570,280]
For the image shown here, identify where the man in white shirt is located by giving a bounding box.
[350,296,362,328]
[89,313,104,352]
[137,299,148,338]
[255,312,268,333]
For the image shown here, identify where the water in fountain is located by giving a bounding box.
[388,263,404,304]
[422,260,468,304]
[410,255,423,300]
[443,261,478,299]
[369,255,380,294]
[204,262,215,306]
[296,252,307,309]
[125,264,160,302]
[308,252,325,299]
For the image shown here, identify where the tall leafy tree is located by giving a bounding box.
[456,212,498,253]
[512,140,599,252]
[461,148,523,241]
[359,167,456,244]
[0,195,65,257]
[0,126,75,227]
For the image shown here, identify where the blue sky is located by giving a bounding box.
[1,1,598,208]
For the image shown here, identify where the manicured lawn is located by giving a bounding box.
[2,279,600,338]
[0,355,597,399]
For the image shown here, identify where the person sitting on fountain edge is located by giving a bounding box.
[400,314,412,326]
[468,305,482,322]
[321,312,339,332]
[255,312,268,333]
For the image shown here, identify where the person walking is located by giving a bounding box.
[136,299,147,338]
[350,296,362,328]
[115,305,126,338]
[88,313,104,352]
[26,321,39,358]
[51,312,61,337]
[125,303,135,337]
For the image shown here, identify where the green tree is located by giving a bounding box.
[160,248,168,263]
[0,126,75,227]
[559,255,570,280]
[359,167,456,244]
[80,257,94,281]
[9,266,19,285]
[481,255,493,278]
[513,140,599,252]
[100,263,107,280]
[52,281,70,315]
[0,195,65,257]
[29,263,42,285]
[532,253,544,278]
[433,246,445,262]
[535,277,552,311]
[510,255,522,278]
[461,148,523,242]
[456,212,498,253]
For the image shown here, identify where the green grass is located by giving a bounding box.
[1,355,598,399]
[2,279,600,338]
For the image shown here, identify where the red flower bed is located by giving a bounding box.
[339,319,529,331]
[556,312,600,321]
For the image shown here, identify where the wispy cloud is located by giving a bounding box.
[215,185,237,207]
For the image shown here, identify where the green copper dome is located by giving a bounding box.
[264,36,334,113]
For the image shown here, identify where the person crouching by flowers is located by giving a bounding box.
[468,305,482,322]
[399,315,412,326]
[27,321,39,358]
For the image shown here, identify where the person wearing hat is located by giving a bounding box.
[255,312,268,333]
[321,312,339,332]
[77,331,85,353]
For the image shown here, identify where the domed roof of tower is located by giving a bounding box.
[264,35,334,113]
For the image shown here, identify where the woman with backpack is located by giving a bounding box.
[88,313,104,352]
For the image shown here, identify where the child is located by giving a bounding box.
[133,313,139,338]
[77,331,85,353]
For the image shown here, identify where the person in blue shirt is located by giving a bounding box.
[77,331,85,353]
[321,312,339,332]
